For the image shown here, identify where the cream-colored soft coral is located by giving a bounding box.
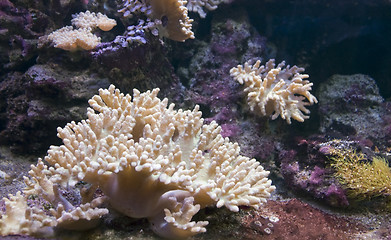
[0,192,55,237]
[0,85,274,238]
[230,59,318,124]
[0,188,107,237]
[47,11,116,51]
[71,11,117,31]
[47,27,101,51]
[37,85,275,238]
[23,157,109,231]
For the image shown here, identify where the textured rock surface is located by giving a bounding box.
[0,63,110,154]
[318,74,389,145]
[279,136,350,207]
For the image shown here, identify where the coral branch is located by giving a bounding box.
[230,59,318,124]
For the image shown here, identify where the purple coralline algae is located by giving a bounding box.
[0,0,43,74]
[280,137,350,207]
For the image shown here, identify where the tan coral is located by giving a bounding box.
[47,11,116,51]
[47,26,79,51]
[71,11,117,31]
[0,85,274,238]
[23,158,109,232]
[230,59,318,124]
[150,0,194,41]
[19,85,273,238]
[52,197,109,230]
[120,0,194,41]
[74,28,102,50]
[0,192,56,237]
[48,27,101,51]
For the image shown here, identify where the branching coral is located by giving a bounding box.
[330,148,391,201]
[230,59,318,124]
[0,155,109,237]
[0,192,55,237]
[0,85,275,239]
[23,158,109,230]
[47,11,116,51]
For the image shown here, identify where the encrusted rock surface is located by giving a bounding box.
[318,74,391,147]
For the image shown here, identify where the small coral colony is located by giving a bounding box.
[2,0,327,239]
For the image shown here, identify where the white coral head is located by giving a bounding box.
[230,59,318,124]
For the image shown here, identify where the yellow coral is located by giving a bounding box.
[330,148,391,200]
[230,59,318,124]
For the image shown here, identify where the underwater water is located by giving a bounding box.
[1,0,391,239]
